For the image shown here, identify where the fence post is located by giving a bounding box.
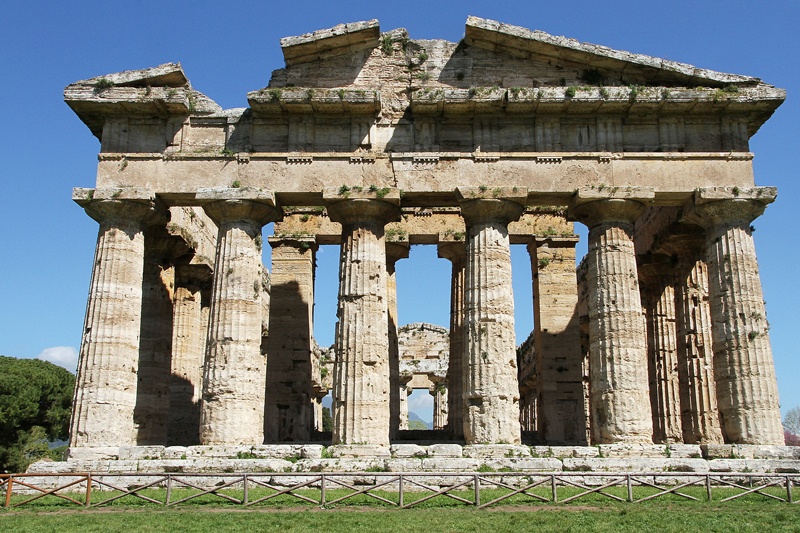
[474,474,480,507]
[706,475,712,501]
[166,474,172,505]
[4,476,12,508]
[398,474,404,507]
[787,476,792,504]
[320,474,326,507]
[551,474,557,503]
[626,474,633,502]
[243,473,248,506]
[85,474,92,507]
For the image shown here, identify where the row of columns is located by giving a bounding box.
[70,186,784,449]
[573,189,783,444]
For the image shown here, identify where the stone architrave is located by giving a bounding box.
[326,193,401,445]
[70,191,165,448]
[264,236,318,442]
[684,188,784,444]
[167,264,211,446]
[528,237,586,445]
[198,189,281,445]
[656,230,724,444]
[570,189,654,444]
[638,256,683,444]
[437,240,467,440]
[457,187,526,445]
[386,241,409,440]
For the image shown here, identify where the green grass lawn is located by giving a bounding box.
[1,486,799,532]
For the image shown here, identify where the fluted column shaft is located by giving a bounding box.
[639,261,682,443]
[398,379,411,430]
[571,199,653,443]
[199,198,280,445]
[264,237,317,442]
[529,238,586,444]
[438,240,467,440]
[675,257,724,443]
[459,197,524,445]
[328,199,400,445]
[70,198,163,448]
[686,193,783,444]
[387,242,409,440]
[168,265,211,445]
[432,384,449,430]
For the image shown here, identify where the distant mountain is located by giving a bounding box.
[408,411,433,430]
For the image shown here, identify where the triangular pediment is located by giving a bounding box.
[463,17,757,88]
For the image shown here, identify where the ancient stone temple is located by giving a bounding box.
[65,16,785,454]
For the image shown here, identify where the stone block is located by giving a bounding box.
[421,457,481,471]
[563,458,708,472]
[481,458,562,471]
[572,447,601,458]
[118,446,165,460]
[163,446,189,459]
[330,445,391,458]
[385,458,425,472]
[391,444,428,458]
[426,444,462,457]
[702,444,735,459]
[66,447,120,461]
[463,445,531,459]
[666,444,703,459]
[299,445,324,459]
[597,444,668,458]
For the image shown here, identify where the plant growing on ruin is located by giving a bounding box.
[93,77,115,91]
[565,86,577,98]
[231,180,241,188]
[380,34,394,55]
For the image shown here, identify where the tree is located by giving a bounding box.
[0,356,75,472]
[322,406,332,432]
[783,406,800,439]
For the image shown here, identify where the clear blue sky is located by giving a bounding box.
[1,1,797,417]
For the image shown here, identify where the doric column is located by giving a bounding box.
[134,228,180,445]
[638,256,683,443]
[398,378,412,430]
[569,189,654,443]
[657,229,724,444]
[264,236,318,442]
[326,191,401,445]
[431,381,449,430]
[69,190,164,448]
[167,264,211,446]
[387,241,409,440]
[457,187,526,445]
[437,239,467,440]
[684,188,783,444]
[528,236,586,444]
[198,189,281,445]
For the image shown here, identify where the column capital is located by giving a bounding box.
[437,240,467,262]
[74,188,167,227]
[569,198,648,228]
[386,241,410,263]
[456,187,526,226]
[326,198,401,226]
[268,235,318,252]
[682,187,776,229]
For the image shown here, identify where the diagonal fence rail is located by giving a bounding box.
[2,472,797,510]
